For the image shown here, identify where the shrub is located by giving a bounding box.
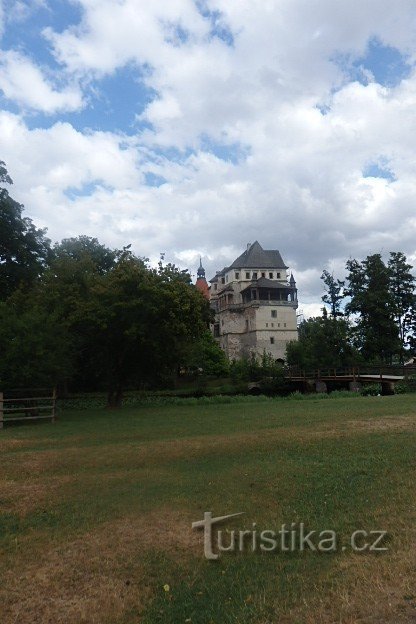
[360,383,382,396]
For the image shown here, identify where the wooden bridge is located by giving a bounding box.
[285,365,415,393]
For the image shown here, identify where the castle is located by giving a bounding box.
[196,241,298,361]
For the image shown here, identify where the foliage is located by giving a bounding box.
[0,222,211,405]
[321,269,345,317]
[286,311,359,370]
[345,254,401,363]
[0,161,51,301]
[57,250,211,406]
[388,252,416,360]
[53,235,117,274]
[229,351,288,394]
[0,296,73,388]
[183,330,229,377]
[360,383,382,396]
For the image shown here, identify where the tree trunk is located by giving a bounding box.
[107,382,123,408]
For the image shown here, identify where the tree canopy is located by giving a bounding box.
[0,161,51,301]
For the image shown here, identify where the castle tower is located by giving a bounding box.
[209,241,298,361]
[195,257,210,300]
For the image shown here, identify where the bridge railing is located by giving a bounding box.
[286,365,416,381]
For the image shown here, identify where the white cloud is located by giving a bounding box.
[5,0,46,25]
[0,50,83,113]
[2,1,416,310]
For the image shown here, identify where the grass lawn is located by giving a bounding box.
[1,394,416,623]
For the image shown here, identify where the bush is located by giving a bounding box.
[360,383,382,396]
[393,381,416,394]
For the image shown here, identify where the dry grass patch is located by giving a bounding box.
[278,505,416,624]
[0,475,73,516]
[1,507,198,624]
[345,414,416,434]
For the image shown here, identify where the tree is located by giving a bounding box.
[387,252,416,361]
[321,270,345,318]
[0,296,73,389]
[0,161,51,300]
[53,236,117,274]
[73,251,211,406]
[286,311,358,370]
[184,330,229,377]
[345,254,400,363]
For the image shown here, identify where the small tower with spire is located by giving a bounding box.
[195,257,210,299]
[289,272,297,302]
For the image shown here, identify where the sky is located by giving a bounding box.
[1,0,416,316]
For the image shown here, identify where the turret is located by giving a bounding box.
[197,257,206,280]
[289,272,297,302]
[195,257,209,299]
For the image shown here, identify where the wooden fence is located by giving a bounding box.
[0,389,57,429]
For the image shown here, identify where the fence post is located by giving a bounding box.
[52,388,57,422]
[0,392,3,429]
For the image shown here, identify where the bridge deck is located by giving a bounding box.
[285,368,408,383]
[286,375,404,382]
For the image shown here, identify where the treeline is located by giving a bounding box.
[0,162,227,405]
[287,254,416,369]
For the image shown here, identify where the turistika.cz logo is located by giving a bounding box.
[192,512,389,560]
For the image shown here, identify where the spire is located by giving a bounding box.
[289,272,296,286]
[195,257,209,299]
[197,257,206,279]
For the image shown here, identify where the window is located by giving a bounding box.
[284,323,287,327]
[235,272,240,279]
[214,284,217,290]
[221,277,225,284]
[269,272,273,279]
[271,323,274,327]
[271,310,277,318]
[266,323,268,328]
[245,319,249,331]
[270,337,275,344]
[246,272,250,279]
[252,272,258,279]
[278,323,280,327]
[276,272,281,278]
[261,272,266,278]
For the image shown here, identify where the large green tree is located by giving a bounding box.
[0,161,51,300]
[345,254,400,363]
[387,252,416,361]
[82,252,211,406]
[286,310,358,370]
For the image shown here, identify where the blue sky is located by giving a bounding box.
[1,0,416,314]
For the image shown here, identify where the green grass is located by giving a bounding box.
[1,394,416,623]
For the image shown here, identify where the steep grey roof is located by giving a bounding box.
[241,278,291,292]
[229,241,288,269]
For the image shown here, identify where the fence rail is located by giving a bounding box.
[286,365,415,381]
[0,389,57,428]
